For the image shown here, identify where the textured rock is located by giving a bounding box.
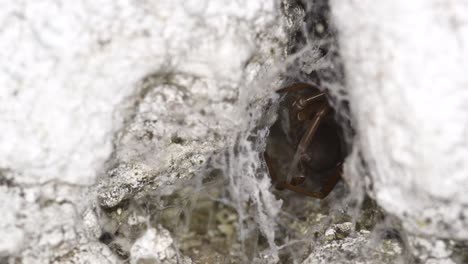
[93,0,286,262]
[302,230,404,264]
[408,236,455,264]
[6,0,468,262]
[1,0,284,262]
[0,0,173,185]
[0,169,110,263]
[130,226,192,264]
[97,73,237,208]
[331,0,468,240]
[96,0,286,211]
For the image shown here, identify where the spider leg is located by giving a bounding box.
[278,165,342,199]
[276,181,324,198]
[315,165,343,198]
[284,104,343,199]
[294,93,325,111]
[264,150,304,190]
[265,83,342,199]
[264,153,280,185]
[285,103,330,183]
[296,104,330,154]
[265,129,342,198]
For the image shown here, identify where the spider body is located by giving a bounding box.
[264,83,346,198]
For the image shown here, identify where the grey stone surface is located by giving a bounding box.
[406,236,468,264]
[331,0,468,240]
[130,226,192,264]
[0,0,284,262]
[0,169,113,263]
[302,230,404,264]
[97,73,237,209]
[3,0,468,263]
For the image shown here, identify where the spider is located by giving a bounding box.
[264,82,347,199]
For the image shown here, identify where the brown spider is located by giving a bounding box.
[264,83,347,199]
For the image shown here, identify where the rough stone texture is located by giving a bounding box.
[0,0,171,185]
[331,0,468,240]
[97,73,238,208]
[0,169,115,263]
[4,0,468,263]
[130,226,192,264]
[95,0,287,259]
[407,236,456,264]
[302,230,404,264]
[1,0,183,261]
[1,0,284,262]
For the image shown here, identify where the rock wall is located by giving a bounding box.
[2,0,467,263]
